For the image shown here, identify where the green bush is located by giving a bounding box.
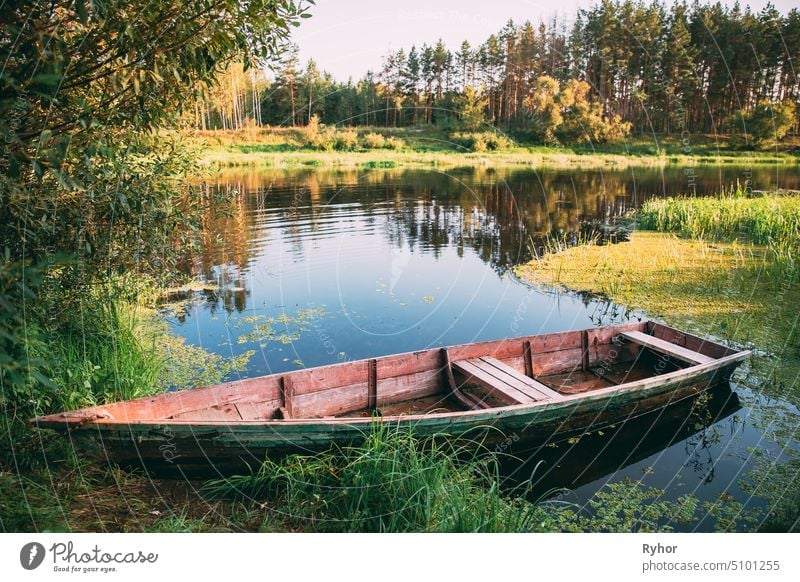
[730,100,797,146]
[451,131,513,152]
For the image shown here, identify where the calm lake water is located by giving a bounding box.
[166,164,800,529]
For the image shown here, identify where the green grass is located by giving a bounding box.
[185,127,799,169]
[202,425,709,533]
[639,189,800,260]
[39,300,162,411]
[203,426,549,533]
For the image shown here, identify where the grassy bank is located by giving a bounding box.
[515,192,800,531]
[0,283,254,532]
[639,191,800,260]
[518,232,797,352]
[188,127,799,169]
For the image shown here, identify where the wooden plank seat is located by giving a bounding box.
[619,331,715,366]
[452,356,564,405]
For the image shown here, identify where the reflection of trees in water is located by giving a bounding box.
[189,167,800,310]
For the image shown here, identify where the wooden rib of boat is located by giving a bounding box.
[32,320,750,476]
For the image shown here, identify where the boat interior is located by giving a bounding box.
[42,321,740,425]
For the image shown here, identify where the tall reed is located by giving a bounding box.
[638,187,800,261]
[203,426,550,532]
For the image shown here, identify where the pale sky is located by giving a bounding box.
[293,0,797,81]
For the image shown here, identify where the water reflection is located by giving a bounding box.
[193,165,800,289]
[165,165,800,376]
[501,383,742,497]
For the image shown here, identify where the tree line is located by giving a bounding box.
[196,0,800,142]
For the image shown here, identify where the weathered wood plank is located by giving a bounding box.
[290,360,369,396]
[477,357,565,401]
[376,349,440,380]
[528,329,583,354]
[452,360,536,405]
[367,359,377,410]
[581,330,590,371]
[280,376,295,418]
[449,340,523,363]
[234,401,280,421]
[441,348,481,410]
[104,375,281,421]
[291,382,369,418]
[649,322,733,359]
[378,369,441,404]
[620,331,715,365]
[586,321,647,346]
[589,341,640,368]
[523,340,533,378]
[531,347,584,376]
[171,403,242,421]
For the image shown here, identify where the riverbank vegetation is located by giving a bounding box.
[0,0,309,532]
[191,126,800,168]
[639,190,800,260]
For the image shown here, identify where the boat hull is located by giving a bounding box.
[65,356,743,477]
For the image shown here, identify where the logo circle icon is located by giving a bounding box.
[20,542,46,570]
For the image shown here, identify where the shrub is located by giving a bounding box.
[451,131,513,152]
[523,76,631,144]
[731,100,797,146]
[362,132,386,149]
[303,114,332,150]
[385,136,404,150]
[471,134,489,152]
[334,128,359,151]
[303,114,322,143]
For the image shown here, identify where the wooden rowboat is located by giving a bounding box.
[32,320,750,476]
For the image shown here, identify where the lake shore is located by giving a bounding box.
[189,128,800,169]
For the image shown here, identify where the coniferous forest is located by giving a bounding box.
[196,1,799,144]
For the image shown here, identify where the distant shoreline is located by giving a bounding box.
[188,128,800,169]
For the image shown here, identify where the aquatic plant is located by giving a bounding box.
[638,190,800,260]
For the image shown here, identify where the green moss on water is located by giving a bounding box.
[516,232,799,373]
[234,307,326,348]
